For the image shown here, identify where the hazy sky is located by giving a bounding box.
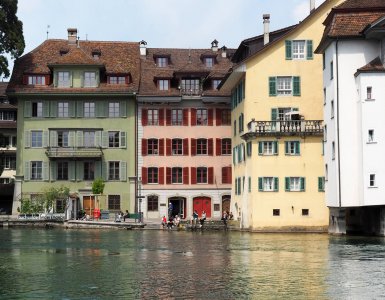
[3,0,324,80]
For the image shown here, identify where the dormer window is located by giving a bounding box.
[108,75,129,85]
[28,75,46,85]
[156,57,168,67]
[92,49,101,59]
[213,79,221,90]
[158,79,169,91]
[205,57,214,68]
[58,71,70,87]
[59,48,69,56]
[84,72,97,87]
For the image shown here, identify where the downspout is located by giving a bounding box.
[135,93,138,214]
[335,38,342,208]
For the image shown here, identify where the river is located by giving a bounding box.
[0,229,384,299]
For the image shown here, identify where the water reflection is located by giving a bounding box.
[0,229,385,299]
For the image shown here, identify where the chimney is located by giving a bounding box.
[221,46,227,58]
[67,28,77,45]
[263,14,270,45]
[310,0,315,12]
[139,40,147,56]
[211,39,219,52]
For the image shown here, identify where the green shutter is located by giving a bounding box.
[271,108,278,121]
[235,178,238,195]
[76,131,83,147]
[306,40,313,60]
[43,162,49,181]
[274,177,279,192]
[120,161,127,181]
[69,161,76,181]
[68,131,75,147]
[95,161,102,179]
[318,177,323,191]
[120,101,127,118]
[248,177,251,193]
[120,131,127,148]
[43,101,50,117]
[24,101,31,118]
[50,101,57,117]
[77,101,84,117]
[102,131,109,148]
[258,142,263,155]
[242,79,245,100]
[54,71,58,87]
[50,161,57,181]
[76,161,84,181]
[80,72,84,87]
[300,177,305,191]
[233,150,236,165]
[50,131,57,147]
[24,161,30,181]
[273,141,278,155]
[293,76,301,96]
[95,131,102,147]
[24,131,30,148]
[70,71,73,87]
[258,177,263,191]
[69,101,76,117]
[96,71,100,87]
[269,77,277,96]
[103,162,108,181]
[285,177,290,191]
[42,131,49,147]
[285,142,289,155]
[285,40,292,60]
[295,141,300,155]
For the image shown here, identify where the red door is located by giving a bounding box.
[193,197,211,218]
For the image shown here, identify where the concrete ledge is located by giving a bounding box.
[248,226,328,233]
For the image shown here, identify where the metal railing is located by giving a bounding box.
[46,147,103,158]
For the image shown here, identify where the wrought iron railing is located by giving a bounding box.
[46,147,103,159]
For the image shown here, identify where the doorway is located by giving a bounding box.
[222,196,231,214]
[83,195,95,217]
[168,197,186,219]
[193,196,211,218]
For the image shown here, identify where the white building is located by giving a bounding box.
[316,0,385,235]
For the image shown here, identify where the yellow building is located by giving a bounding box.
[221,0,343,231]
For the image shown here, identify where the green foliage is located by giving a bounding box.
[0,0,25,78]
[92,178,105,195]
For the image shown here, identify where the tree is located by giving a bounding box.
[92,178,105,195]
[0,0,25,78]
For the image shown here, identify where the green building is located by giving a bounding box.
[7,29,140,218]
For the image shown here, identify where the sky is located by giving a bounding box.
[3,0,325,80]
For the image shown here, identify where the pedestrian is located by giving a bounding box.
[222,211,228,228]
[200,210,206,228]
[192,210,198,226]
[123,210,130,222]
[168,202,173,218]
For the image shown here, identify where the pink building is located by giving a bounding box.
[137,41,233,220]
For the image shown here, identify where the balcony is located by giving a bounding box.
[46,147,103,159]
[242,120,323,139]
[180,88,202,97]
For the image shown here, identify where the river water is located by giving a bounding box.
[0,229,385,299]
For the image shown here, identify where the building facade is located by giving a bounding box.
[137,41,233,220]
[316,0,385,235]
[7,29,140,218]
[221,0,343,231]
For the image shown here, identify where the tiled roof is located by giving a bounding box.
[7,39,140,94]
[0,82,7,97]
[0,121,17,128]
[355,56,385,76]
[139,48,234,97]
[336,0,385,9]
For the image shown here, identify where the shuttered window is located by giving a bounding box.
[258,177,279,192]
[285,141,300,155]
[269,76,301,96]
[285,40,313,60]
[285,177,305,192]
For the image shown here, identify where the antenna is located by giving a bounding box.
[46,25,50,40]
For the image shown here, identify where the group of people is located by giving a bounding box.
[162,214,181,229]
[116,210,130,222]
[221,211,234,227]
[191,210,206,228]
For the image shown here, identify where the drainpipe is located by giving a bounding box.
[335,38,342,208]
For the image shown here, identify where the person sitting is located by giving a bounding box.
[173,215,181,227]
[200,210,206,228]
[192,210,199,226]
[167,216,174,229]
[123,210,130,222]
[229,211,234,220]
[161,215,167,228]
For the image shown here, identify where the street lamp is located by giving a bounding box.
[136,177,144,223]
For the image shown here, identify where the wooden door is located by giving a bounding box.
[83,196,95,217]
[222,197,231,214]
[193,197,211,218]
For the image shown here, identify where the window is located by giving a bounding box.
[172,139,182,155]
[205,57,214,67]
[277,77,292,95]
[221,139,231,155]
[368,130,374,143]
[286,40,312,60]
[28,76,45,85]
[285,141,300,155]
[31,131,43,148]
[58,102,69,118]
[197,167,207,184]
[269,77,300,96]
[318,177,325,192]
[1,156,16,169]
[367,87,372,100]
[31,161,42,180]
[332,141,335,160]
[57,131,69,147]
[324,125,327,142]
[109,76,126,85]
[84,72,97,87]
[259,141,278,156]
[221,109,231,125]
[109,131,120,148]
[32,102,43,117]
[292,40,305,59]
[108,161,120,180]
[369,174,376,187]
[148,167,158,184]
[158,80,169,91]
[156,57,168,67]
[171,109,183,125]
[323,88,326,105]
[330,61,334,80]
[0,111,15,121]
[238,114,244,133]
[302,209,309,216]
[273,209,280,216]
[181,79,200,94]
[148,109,159,125]
[84,102,95,118]
[148,139,159,155]
[233,120,237,136]
[58,71,70,87]
[172,167,183,184]
[213,79,221,90]
[109,102,120,118]
[83,131,95,148]
[196,109,207,126]
[147,195,159,211]
[108,195,121,211]
[84,162,95,180]
[258,177,279,192]
[331,100,334,118]
[57,162,68,180]
[197,138,207,155]
[285,177,305,192]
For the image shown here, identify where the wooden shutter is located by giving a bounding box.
[158,167,164,184]
[142,139,148,156]
[120,132,127,149]
[216,108,222,126]
[228,166,232,183]
[77,101,84,117]
[222,167,227,184]
[141,167,148,184]
[166,167,172,184]
[159,138,164,156]
[258,177,263,191]
[159,109,165,126]
[24,161,30,180]
[208,167,214,184]
[285,141,289,154]
[293,76,301,96]
[216,138,222,156]
[306,40,313,60]
[258,142,263,155]
[295,141,300,155]
[45,75,50,85]
[273,141,278,155]
[101,131,108,148]
[42,131,49,147]
[166,109,171,126]
[24,131,30,148]
[183,167,189,184]
[183,138,189,156]
[274,177,279,191]
[43,161,49,181]
[208,138,213,156]
[120,101,127,117]
[24,101,31,117]
[69,101,76,117]
[285,177,290,191]
[142,109,148,126]
[76,161,83,182]
[269,77,277,96]
[50,101,57,117]
[50,131,57,147]
[22,75,28,85]
[183,109,189,126]
[191,167,197,184]
[166,138,172,156]
[191,108,197,126]
[208,109,213,126]
[50,161,57,181]
[300,177,305,191]
[191,138,197,156]
[285,40,292,60]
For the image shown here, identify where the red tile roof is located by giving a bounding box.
[355,56,385,76]
[337,0,385,9]
[0,82,7,97]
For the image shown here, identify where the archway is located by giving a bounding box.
[168,197,186,219]
[222,195,231,214]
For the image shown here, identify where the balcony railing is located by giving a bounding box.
[180,88,202,96]
[243,120,323,138]
[46,147,103,159]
